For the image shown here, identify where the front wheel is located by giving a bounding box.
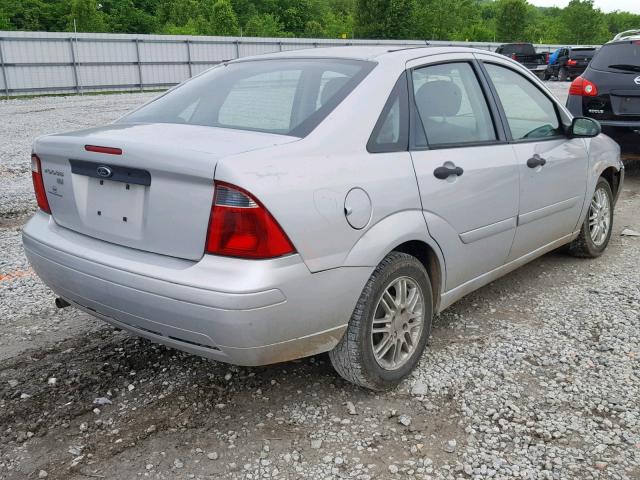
[329,252,433,391]
[568,177,614,258]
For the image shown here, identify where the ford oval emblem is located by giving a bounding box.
[635,76,640,86]
[96,165,113,178]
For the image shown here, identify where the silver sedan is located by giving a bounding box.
[23,46,623,390]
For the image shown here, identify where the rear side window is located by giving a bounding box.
[367,72,408,153]
[484,64,562,140]
[590,42,640,73]
[411,62,497,147]
[121,59,374,137]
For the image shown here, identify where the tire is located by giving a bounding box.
[568,177,614,258]
[558,67,569,82]
[329,252,433,391]
[542,71,551,81]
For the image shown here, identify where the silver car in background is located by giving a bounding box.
[23,46,623,390]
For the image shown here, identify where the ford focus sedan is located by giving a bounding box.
[23,46,623,390]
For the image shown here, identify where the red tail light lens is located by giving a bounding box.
[569,76,598,97]
[205,182,295,259]
[511,53,517,60]
[31,154,51,213]
[545,52,550,63]
[567,59,577,66]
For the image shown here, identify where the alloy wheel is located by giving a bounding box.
[370,276,425,370]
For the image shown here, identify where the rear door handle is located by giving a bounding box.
[527,155,547,168]
[433,165,464,180]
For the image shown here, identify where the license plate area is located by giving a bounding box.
[611,95,640,116]
[83,177,146,239]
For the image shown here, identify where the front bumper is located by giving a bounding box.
[23,212,372,365]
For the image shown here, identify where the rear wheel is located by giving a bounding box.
[329,252,433,391]
[542,71,551,81]
[558,67,569,82]
[568,177,613,258]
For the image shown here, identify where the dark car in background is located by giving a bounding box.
[496,43,548,75]
[567,31,640,155]
[544,46,597,81]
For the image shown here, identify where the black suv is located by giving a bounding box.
[567,32,640,154]
[544,46,597,81]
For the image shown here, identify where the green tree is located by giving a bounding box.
[106,0,158,33]
[561,0,608,44]
[0,8,11,29]
[207,0,239,35]
[495,0,528,42]
[244,12,286,37]
[303,19,324,37]
[384,0,416,39]
[354,0,387,38]
[68,0,106,32]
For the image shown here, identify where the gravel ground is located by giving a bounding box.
[1,83,639,480]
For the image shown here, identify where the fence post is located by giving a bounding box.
[0,38,8,99]
[235,40,240,59]
[185,40,193,77]
[68,37,81,94]
[135,39,143,91]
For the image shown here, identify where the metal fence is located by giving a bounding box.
[0,31,566,98]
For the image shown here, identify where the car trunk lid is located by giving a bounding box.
[35,123,297,261]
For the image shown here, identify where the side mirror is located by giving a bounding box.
[570,117,601,138]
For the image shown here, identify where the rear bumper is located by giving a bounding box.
[23,211,371,366]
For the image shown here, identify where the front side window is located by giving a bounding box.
[121,59,374,137]
[484,63,562,140]
[411,62,497,147]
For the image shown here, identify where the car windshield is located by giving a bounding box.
[590,41,640,72]
[120,58,375,137]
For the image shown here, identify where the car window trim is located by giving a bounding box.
[407,59,507,152]
[478,60,568,144]
[366,71,410,154]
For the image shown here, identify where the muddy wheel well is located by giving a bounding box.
[601,167,622,200]
[393,240,442,312]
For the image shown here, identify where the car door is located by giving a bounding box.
[477,55,588,261]
[407,54,520,291]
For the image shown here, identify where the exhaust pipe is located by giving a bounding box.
[55,297,71,309]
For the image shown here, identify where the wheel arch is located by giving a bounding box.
[600,166,622,203]
[342,210,446,312]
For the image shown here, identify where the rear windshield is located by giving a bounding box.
[499,44,536,55]
[120,58,374,137]
[570,48,596,58]
[590,42,640,72]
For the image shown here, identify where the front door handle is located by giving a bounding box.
[433,165,464,180]
[527,155,547,168]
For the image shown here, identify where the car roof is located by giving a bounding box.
[234,45,503,64]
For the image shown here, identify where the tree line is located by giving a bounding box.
[0,0,638,44]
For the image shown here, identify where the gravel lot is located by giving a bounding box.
[1,82,639,480]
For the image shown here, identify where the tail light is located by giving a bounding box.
[545,52,550,63]
[569,76,598,97]
[31,154,51,213]
[205,181,295,259]
[511,53,517,60]
[567,59,577,66]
